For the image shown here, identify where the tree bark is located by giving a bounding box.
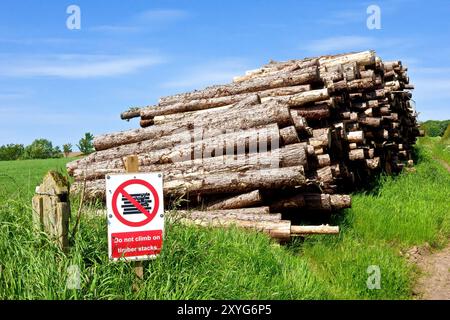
[349,149,365,161]
[279,126,301,145]
[319,51,376,68]
[142,85,311,120]
[120,109,141,120]
[294,104,330,120]
[269,193,351,211]
[74,165,307,200]
[158,66,320,106]
[164,165,306,196]
[291,225,339,235]
[69,123,282,175]
[141,94,261,120]
[72,142,308,182]
[206,190,263,210]
[93,99,292,151]
[346,131,364,143]
[171,216,293,240]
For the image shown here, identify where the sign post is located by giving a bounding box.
[106,155,164,280]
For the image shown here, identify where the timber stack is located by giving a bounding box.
[67,50,422,241]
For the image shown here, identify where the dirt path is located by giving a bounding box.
[409,244,450,300]
[436,158,450,173]
[410,158,450,300]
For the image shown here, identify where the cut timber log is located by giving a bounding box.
[141,94,261,121]
[168,210,338,240]
[366,157,380,169]
[159,66,320,106]
[176,207,275,221]
[72,142,308,181]
[164,165,306,196]
[348,149,365,161]
[291,225,339,235]
[121,109,141,120]
[280,126,301,145]
[319,51,376,68]
[93,99,292,151]
[233,59,319,83]
[346,131,364,143]
[140,119,154,128]
[275,88,329,107]
[76,165,307,200]
[294,103,330,120]
[141,85,311,119]
[206,190,263,210]
[69,123,281,174]
[269,194,351,211]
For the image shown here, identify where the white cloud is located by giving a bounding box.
[0,37,74,45]
[0,54,165,79]
[161,58,249,89]
[304,36,376,53]
[90,9,188,34]
[89,25,140,33]
[0,90,30,100]
[302,36,413,55]
[316,8,366,25]
[137,9,188,22]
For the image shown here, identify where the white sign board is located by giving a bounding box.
[106,173,164,261]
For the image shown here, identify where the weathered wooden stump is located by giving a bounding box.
[32,171,70,252]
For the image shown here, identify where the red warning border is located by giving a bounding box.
[111,179,160,227]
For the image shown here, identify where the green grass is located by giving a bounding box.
[0,141,449,300]
[419,135,450,165]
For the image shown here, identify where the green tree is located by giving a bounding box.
[52,146,63,158]
[0,144,24,161]
[23,139,56,159]
[77,133,94,155]
[63,143,73,158]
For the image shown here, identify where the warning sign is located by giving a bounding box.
[106,173,164,261]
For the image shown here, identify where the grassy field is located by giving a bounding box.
[0,139,449,300]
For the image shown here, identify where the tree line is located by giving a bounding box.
[420,120,450,137]
[0,133,94,161]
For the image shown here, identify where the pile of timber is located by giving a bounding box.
[67,50,422,241]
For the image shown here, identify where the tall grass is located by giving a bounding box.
[0,140,448,300]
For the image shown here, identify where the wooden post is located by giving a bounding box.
[32,171,70,252]
[124,155,144,281]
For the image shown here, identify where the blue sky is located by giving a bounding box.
[0,0,449,149]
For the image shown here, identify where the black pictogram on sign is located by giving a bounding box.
[121,193,153,215]
[111,179,160,228]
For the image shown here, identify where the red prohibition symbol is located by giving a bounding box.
[111,179,160,227]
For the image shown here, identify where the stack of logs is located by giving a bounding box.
[67,50,422,241]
